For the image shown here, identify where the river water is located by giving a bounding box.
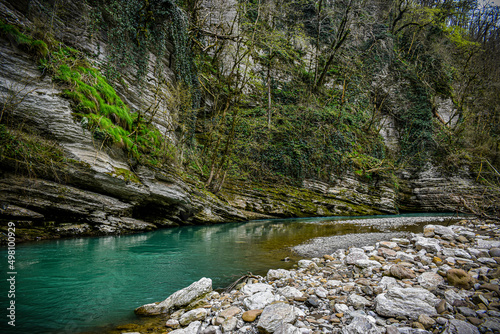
[0,213,462,333]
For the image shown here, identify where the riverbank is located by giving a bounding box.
[124,218,500,334]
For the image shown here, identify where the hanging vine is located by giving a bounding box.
[86,0,201,138]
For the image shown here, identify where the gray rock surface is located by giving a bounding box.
[257,303,299,334]
[243,291,282,310]
[375,287,439,318]
[135,277,212,315]
[342,316,383,334]
[417,272,445,290]
[442,319,480,334]
[179,308,209,326]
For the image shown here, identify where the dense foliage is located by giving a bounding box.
[1,0,498,215]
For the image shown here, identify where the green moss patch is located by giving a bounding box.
[0,19,48,58]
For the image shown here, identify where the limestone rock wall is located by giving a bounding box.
[0,0,247,240]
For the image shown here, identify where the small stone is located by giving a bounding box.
[467,317,483,326]
[242,309,263,322]
[179,308,208,326]
[478,303,488,310]
[378,247,397,258]
[257,303,299,333]
[418,272,445,290]
[315,286,328,298]
[412,321,426,330]
[433,256,443,265]
[278,286,303,299]
[481,318,500,332]
[478,257,497,265]
[348,293,371,309]
[392,238,411,245]
[298,260,317,269]
[375,287,439,318]
[324,254,335,261]
[380,241,398,249]
[267,269,291,281]
[221,317,238,332]
[219,306,241,319]
[335,303,349,314]
[446,269,475,289]
[241,283,273,295]
[243,290,281,310]
[489,248,500,257]
[201,325,222,334]
[171,321,202,334]
[344,315,383,334]
[306,296,320,307]
[442,319,480,334]
[489,301,500,309]
[330,316,340,323]
[418,314,436,329]
[458,307,477,318]
[488,310,500,317]
[343,285,356,292]
[385,326,399,334]
[166,319,180,328]
[436,299,447,314]
[389,264,416,279]
[472,293,489,306]
[415,237,442,253]
[488,268,500,279]
[371,255,385,262]
[356,278,371,286]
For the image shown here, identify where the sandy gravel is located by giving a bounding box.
[292,215,464,257]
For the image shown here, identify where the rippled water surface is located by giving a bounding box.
[0,213,461,333]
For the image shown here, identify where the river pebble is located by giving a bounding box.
[132,218,500,334]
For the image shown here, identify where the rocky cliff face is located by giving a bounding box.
[0,0,491,242]
[0,0,247,240]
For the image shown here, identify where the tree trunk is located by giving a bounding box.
[267,64,272,128]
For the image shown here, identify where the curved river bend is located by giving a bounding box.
[0,213,461,333]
